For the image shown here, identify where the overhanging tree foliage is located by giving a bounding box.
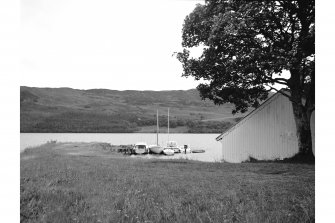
[176,0,315,161]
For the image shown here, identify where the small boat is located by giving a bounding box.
[191,149,205,153]
[163,148,174,156]
[149,145,163,154]
[162,108,178,155]
[164,141,181,153]
[149,110,164,154]
[133,142,148,155]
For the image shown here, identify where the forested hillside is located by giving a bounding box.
[20,86,247,133]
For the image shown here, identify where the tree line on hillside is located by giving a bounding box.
[186,120,234,133]
[21,112,139,133]
[20,111,240,133]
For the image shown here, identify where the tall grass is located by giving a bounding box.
[21,143,315,222]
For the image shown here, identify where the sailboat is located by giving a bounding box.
[148,110,164,154]
[163,108,176,155]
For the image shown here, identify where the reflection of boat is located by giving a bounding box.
[181,144,192,154]
[149,110,164,154]
[133,142,148,154]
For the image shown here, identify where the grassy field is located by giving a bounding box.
[20,142,315,223]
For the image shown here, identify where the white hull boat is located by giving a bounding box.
[133,142,148,155]
[163,148,174,156]
[149,145,164,154]
[164,141,182,153]
[149,110,164,154]
[163,109,179,155]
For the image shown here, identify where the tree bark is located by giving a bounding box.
[290,91,315,163]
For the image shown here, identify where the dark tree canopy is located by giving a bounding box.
[177,0,314,114]
[177,0,315,161]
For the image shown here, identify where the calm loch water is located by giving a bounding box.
[20,133,223,162]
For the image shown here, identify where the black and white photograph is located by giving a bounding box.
[2,0,330,221]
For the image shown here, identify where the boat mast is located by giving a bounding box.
[167,108,170,142]
[156,110,159,145]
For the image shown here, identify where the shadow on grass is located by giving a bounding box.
[244,153,315,165]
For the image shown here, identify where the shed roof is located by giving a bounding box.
[216,90,289,141]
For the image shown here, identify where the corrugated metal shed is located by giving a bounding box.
[216,92,315,163]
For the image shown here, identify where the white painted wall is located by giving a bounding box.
[218,93,315,163]
[310,111,315,155]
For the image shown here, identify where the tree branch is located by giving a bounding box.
[273,78,289,85]
[262,74,290,86]
[265,85,294,102]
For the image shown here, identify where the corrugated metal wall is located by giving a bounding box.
[219,93,304,163]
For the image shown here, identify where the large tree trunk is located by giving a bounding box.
[290,93,315,163]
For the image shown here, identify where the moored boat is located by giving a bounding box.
[149,145,164,154]
[191,149,205,153]
[164,141,181,153]
[149,110,164,154]
[162,148,174,156]
[163,108,178,155]
[133,142,148,154]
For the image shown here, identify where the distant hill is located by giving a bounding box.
[20,86,251,133]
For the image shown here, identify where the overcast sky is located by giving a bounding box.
[20,0,204,90]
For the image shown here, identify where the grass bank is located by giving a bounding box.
[21,142,314,222]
